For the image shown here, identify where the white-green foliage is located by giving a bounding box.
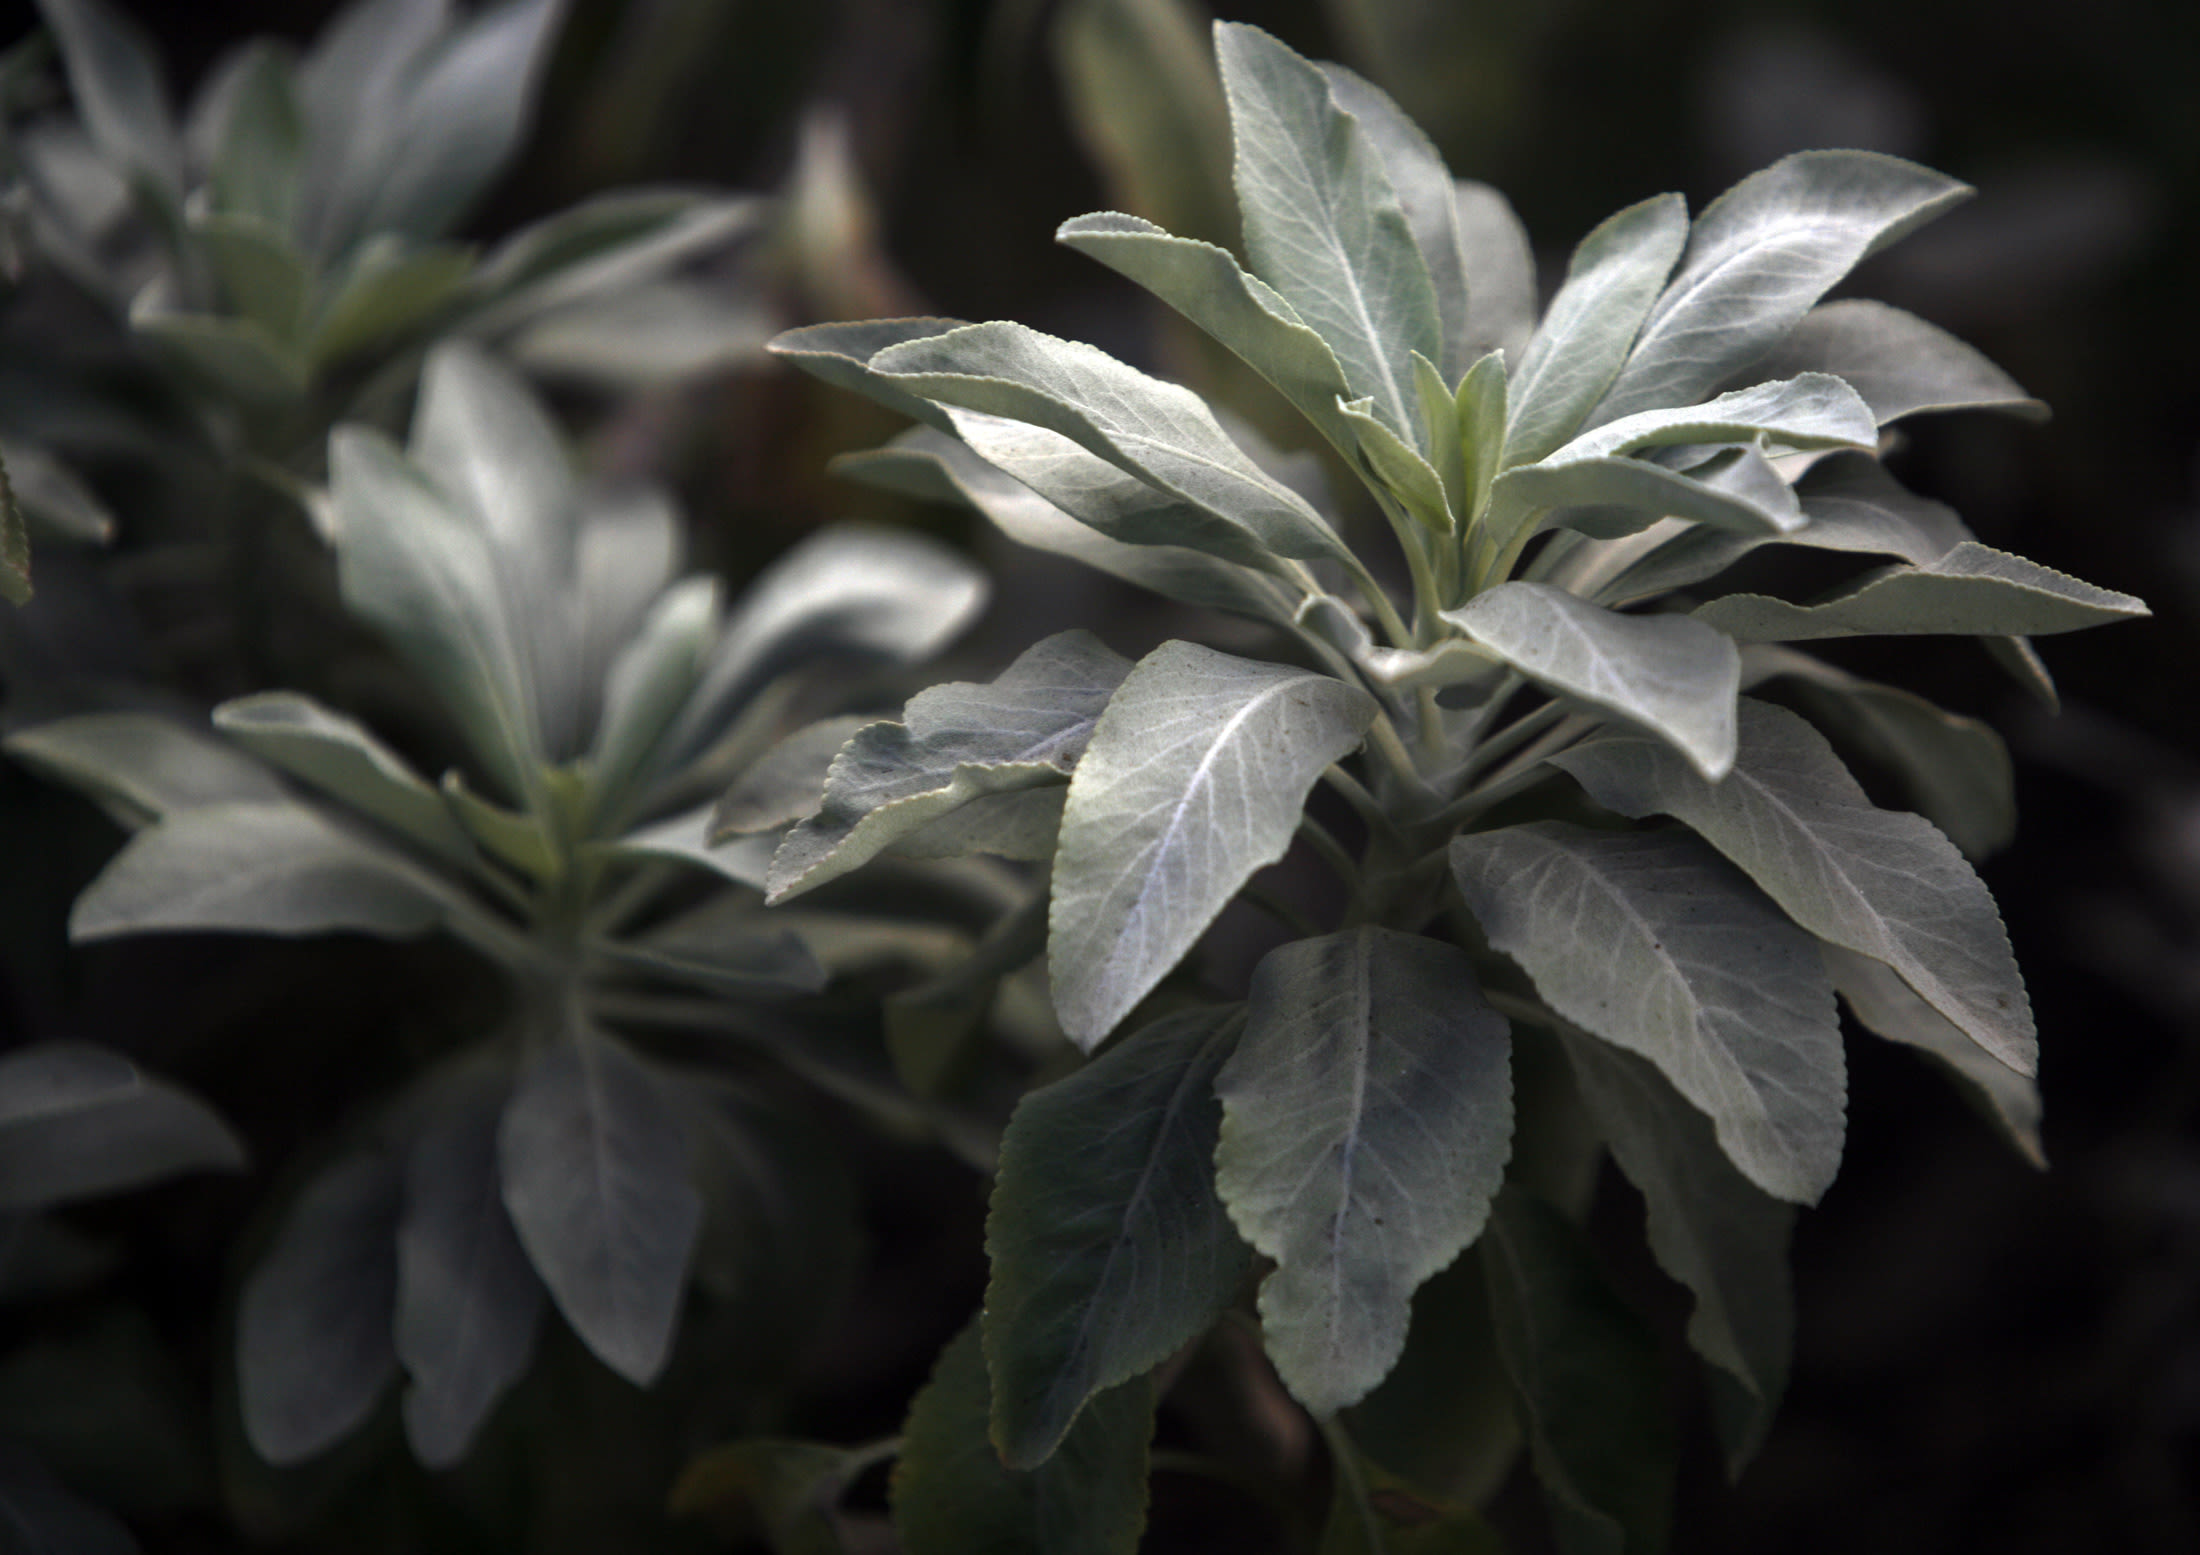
[7,342,987,1472]
[767,20,2145,1549]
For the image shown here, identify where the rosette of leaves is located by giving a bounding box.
[7,0,762,492]
[5,341,988,1474]
[761,21,2148,1552]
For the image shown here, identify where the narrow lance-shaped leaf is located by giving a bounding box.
[34,0,183,199]
[871,322,1349,568]
[1540,372,1876,467]
[892,1321,1154,1555]
[1216,928,1514,1415]
[394,1067,547,1468]
[1216,23,1442,437]
[1692,541,2148,642]
[1452,180,1537,359]
[206,43,304,230]
[1552,1030,1797,1477]
[586,576,720,822]
[767,317,973,433]
[1452,823,1845,1205]
[1589,150,1971,427]
[1443,584,1740,781]
[238,1150,402,1465]
[1,445,28,606]
[0,1043,244,1212]
[1481,1190,1676,1555]
[1049,641,1379,1047]
[1755,299,2048,424]
[986,1004,1249,1467]
[769,630,1132,901]
[499,1020,702,1385]
[1503,194,1689,469]
[1555,699,2036,1075]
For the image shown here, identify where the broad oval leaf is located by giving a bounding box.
[238,1149,402,1465]
[1692,541,2148,641]
[1216,23,1441,437]
[5,712,289,829]
[768,630,1132,901]
[1048,641,1379,1046]
[1589,150,1970,427]
[1215,928,1514,1415]
[985,1004,1249,1468]
[1453,823,1845,1204]
[892,1320,1153,1555]
[1554,699,2036,1075]
[394,1068,546,1468]
[0,1043,244,1212]
[71,801,458,942]
[1443,583,1740,781]
[1755,299,2048,424]
[1503,194,1688,469]
[499,1022,702,1385]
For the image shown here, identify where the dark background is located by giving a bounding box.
[5,0,2196,1549]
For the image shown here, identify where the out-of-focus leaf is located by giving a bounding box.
[206,42,303,231]
[1755,299,2047,424]
[0,440,117,545]
[191,211,310,341]
[469,188,761,335]
[2,439,30,604]
[305,238,475,370]
[605,804,776,891]
[505,278,772,386]
[671,1438,857,1555]
[5,712,291,828]
[586,576,719,821]
[0,1444,139,1555]
[131,306,309,407]
[712,716,872,837]
[0,1042,244,1211]
[295,0,447,254]
[34,0,181,199]
[1318,1446,1504,1555]
[238,1149,403,1465]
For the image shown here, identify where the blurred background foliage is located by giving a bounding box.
[0,0,2194,1550]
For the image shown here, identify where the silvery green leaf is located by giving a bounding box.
[1317,62,1472,381]
[412,341,577,565]
[1693,541,2148,641]
[351,0,562,242]
[600,920,825,999]
[1338,393,1452,532]
[1550,1031,1794,1479]
[5,712,288,828]
[1453,180,1537,359]
[34,0,182,200]
[0,440,116,544]
[1545,373,1877,466]
[131,307,309,407]
[331,425,540,799]
[605,805,775,890]
[1358,637,1505,692]
[1216,23,1441,437]
[1481,1190,1675,1555]
[1821,944,2043,1167]
[206,43,303,231]
[1451,823,1845,1204]
[71,801,458,942]
[1056,212,1358,451]
[1554,699,2035,1075]
[440,771,555,879]
[1756,299,2047,424]
[394,1068,545,1468]
[892,1321,1153,1555]
[1590,151,1970,427]
[769,630,1132,901]
[238,1149,402,1464]
[985,1004,1248,1467]
[191,211,310,341]
[1049,642,1380,1046]
[295,0,446,253]
[469,189,761,329]
[587,576,720,821]
[665,523,986,766]
[1749,647,2016,862]
[711,716,872,836]
[1503,195,1688,468]
[304,238,474,370]
[1217,928,1512,1415]
[1984,634,2059,711]
[0,1043,245,1212]
[503,278,772,386]
[499,1021,702,1385]
[214,692,476,866]
[837,428,1297,623]
[768,318,974,433]
[1453,348,1510,526]
[1444,583,1740,780]
[1495,448,1803,546]
[574,486,683,691]
[887,786,1068,864]
[870,321,1348,568]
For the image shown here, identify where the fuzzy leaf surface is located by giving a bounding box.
[1444,584,1740,780]
[1755,299,2047,424]
[1216,928,1513,1415]
[1452,180,1537,358]
[1453,823,1844,1204]
[0,1043,244,1212]
[1555,699,2035,1074]
[1050,642,1378,1046]
[1544,373,1876,466]
[986,1004,1248,1467]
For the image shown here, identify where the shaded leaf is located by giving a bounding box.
[6,712,288,828]
[1756,299,2047,424]
[0,440,117,545]
[1049,641,1379,1046]
[305,238,475,369]
[471,188,762,333]
[131,308,308,407]
[499,1021,701,1385]
[607,804,776,890]
[769,630,1131,901]
[206,43,303,230]
[671,1438,857,1555]
[1452,180,1536,360]
[1444,583,1740,780]
[1554,699,2035,1075]
[986,1004,1248,1466]
[892,1321,1152,1555]
[602,918,826,1000]
[1497,449,1802,544]
[1216,928,1513,1415]
[0,1444,139,1555]
[1,447,28,605]
[238,1149,402,1464]
[587,576,720,820]
[1319,1445,1504,1555]
[713,716,874,836]
[0,1043,244,1212]
[35,0,181,198]
[768,316,972,433]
